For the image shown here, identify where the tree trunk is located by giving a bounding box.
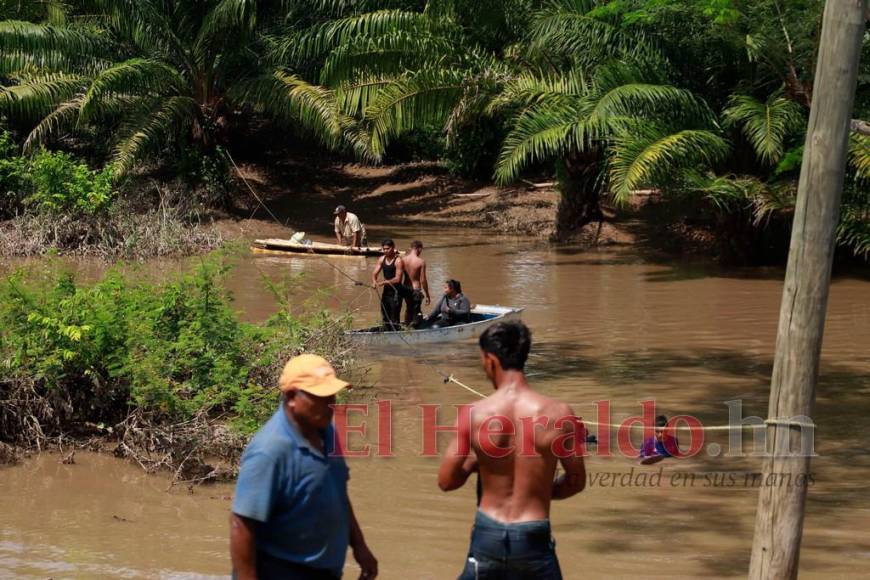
[748,1,866,578]
[554,149,604,241]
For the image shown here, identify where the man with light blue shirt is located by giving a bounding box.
[230,354,378,580]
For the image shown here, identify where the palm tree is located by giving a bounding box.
[0,0,355,176]
[492,63,728,235]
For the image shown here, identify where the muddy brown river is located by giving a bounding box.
[2,228,869,578]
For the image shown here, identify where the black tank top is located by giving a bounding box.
[382,257,397,293]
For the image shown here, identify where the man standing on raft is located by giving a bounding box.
[438,321,586,579]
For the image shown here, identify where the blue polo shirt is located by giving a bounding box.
[232,407,350,577]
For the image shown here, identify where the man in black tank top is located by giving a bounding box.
[371,239,405,330]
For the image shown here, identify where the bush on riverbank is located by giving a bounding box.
[0,131,226,259]
[0,252,355,479]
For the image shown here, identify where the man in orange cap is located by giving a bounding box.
[230,354,378,579]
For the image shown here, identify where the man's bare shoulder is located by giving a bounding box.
[517,389,572,418]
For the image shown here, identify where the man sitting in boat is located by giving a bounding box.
[334,205,367,248]
[425,279,471,328]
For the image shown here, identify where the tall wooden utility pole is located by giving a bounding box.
[748,1,867,578]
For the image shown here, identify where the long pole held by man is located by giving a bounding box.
[748,1,867,578]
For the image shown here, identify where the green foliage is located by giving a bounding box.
[0,1,369,177]
[609,127,729,202]
[838,191,870,259]
[723,94,805,165]
[0,130,114,216]
[0,130,27,216]
[444,115,504,178]
[26,148,114,214]
[0,253,352,434]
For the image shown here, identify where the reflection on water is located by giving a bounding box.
[2,228,870,578]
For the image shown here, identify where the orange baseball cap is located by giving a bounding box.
[279,354,350,397]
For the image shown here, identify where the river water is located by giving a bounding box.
[2,228,869,578]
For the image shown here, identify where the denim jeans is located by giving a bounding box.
[458,511,562,580]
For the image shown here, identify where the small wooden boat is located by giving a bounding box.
[347,305,523,346]
[252,238,386,257]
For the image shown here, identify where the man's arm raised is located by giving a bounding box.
[552,407,587,500]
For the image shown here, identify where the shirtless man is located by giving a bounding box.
[401,240,430,326]
[371,239,404,330]
[438,321,586,579]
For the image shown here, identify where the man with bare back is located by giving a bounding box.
[438,321,586,579]
[400,240,430,327]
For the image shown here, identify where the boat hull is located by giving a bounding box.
[252,239,385,257]
[347,305,523,346]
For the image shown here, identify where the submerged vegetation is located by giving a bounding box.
[0,252,355,477]
[0,0,867,263]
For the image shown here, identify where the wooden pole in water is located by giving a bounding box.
[748,1,867,578]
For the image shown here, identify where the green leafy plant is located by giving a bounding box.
[0,130,27,216]
[0,252,354,442]
[26,149,115,214]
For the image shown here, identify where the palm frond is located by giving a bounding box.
[723,94,805,165]
[488,69,587,113]
[589,71,714,127]
[0,20,107,73]
[336,74,396,116]
[838,194,870,258]
[23,95,84,151]
[233,71,345,147]
[91,0,195,74]
[495,101,595,185]
[79,58,187,122]
[193,0,258,66]
[686,173,796,225]
[686,173,769,213]
[320,32,452,86]
[290,10,430,63]
[527,0,661,66]
[363,69,466,159]
[112,96,199,175]
[444,68,503,145]
[609,128,730,204]
[849,133,870,180]
[0,72,88,120]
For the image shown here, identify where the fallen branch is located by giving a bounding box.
[521,179,556,188]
